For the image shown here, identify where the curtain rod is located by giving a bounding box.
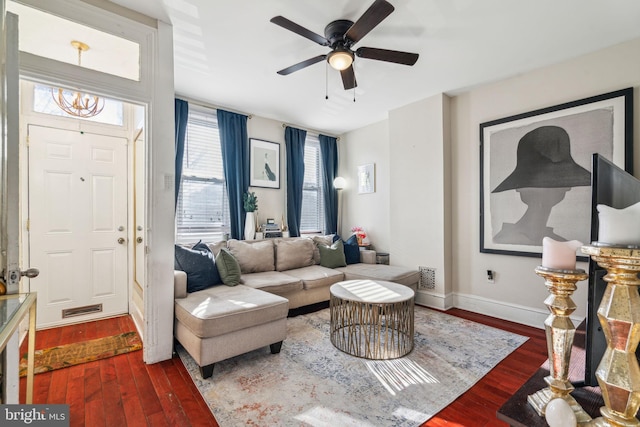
[176,95,253,119]
[281,123,340,141]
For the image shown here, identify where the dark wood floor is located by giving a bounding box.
[19,308,548,426]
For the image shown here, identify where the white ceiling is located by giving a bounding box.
[102,1,640,134]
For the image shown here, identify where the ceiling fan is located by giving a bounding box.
[270,0,419,90]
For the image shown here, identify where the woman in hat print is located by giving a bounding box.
[492,126,590,246]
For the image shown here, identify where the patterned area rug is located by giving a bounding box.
[178,307,528,426]
[19,331,142,377]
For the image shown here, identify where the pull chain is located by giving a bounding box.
[325,62,329,100]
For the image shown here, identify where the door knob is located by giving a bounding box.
[136,237,143,244]
[21,268,39,278]
[118,237,126,244]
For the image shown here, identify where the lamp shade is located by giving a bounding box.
[327,49,353,71]
[333,176,346,190]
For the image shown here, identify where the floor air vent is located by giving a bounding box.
[62,303,103,318]
[418,267,436,290]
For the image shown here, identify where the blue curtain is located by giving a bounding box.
[319,134,338,234]
[217,109,249,239]
[285,126,307,237]
[174,98,189,211]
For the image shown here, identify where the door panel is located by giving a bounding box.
[28,125,128,328]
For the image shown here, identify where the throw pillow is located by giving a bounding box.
[343,234,360,265]
[174,244,220,293]
[227,239,275,273]
[275,238,315,271]
[215,248,242,286]
[192,241,222,285]
[318,240,347,268]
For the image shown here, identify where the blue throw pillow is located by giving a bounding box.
[174,243,221,293]
[343,234,360,265]
[335,234,360,265]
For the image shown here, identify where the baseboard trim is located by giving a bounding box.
[452,292,584,329]
[415,290,454,310]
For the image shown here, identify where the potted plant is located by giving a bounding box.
[243,192,258,239]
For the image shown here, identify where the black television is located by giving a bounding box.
[585,153,640,386]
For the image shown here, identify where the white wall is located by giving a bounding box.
[340,37,640,327]
[338,119,390,246]
[451,37,640,327]
[247,115,288,227]
[342,94,453,308]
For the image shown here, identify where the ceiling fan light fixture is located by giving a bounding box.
[327,48,354,71]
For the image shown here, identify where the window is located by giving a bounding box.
[300,134,326,234]
[33,84,124,126]
[176,106,230,243]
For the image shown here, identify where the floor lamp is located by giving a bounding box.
[333,177,346,235]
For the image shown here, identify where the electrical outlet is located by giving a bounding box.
[486,269,495,283]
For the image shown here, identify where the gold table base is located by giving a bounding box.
[330,281,414,360]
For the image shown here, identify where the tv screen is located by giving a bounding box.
[585,153,640,386]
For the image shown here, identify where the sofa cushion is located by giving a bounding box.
[318,240,347,268]
[174,244,221,293]
[284,265,344,290]
[216,248,241,286]
[336,263,420,288]
[342,234,360,265]
[312,234,335,264]
[275,238,315,271]
[240,271,304,295]
[174,284,289,338]
[228,239,275,273]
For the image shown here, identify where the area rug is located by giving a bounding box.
[19,331,142,377]
[178,307,528,426]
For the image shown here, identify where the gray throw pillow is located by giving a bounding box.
[318,240,347,268]
[215,248,241,286]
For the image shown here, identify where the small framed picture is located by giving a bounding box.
[250,139,280,189]
[358,163,375,194]
[267,218,275,224]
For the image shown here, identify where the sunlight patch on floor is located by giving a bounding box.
[365,358,439,395]
[294,406,376,427]
[392,406,429,423]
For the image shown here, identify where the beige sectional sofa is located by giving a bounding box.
[174,235,419,378]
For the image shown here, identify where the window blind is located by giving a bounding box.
[300,134,326,233]
[176,107,230,242]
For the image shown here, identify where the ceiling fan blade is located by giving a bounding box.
[270,16,330,46]
[340,66,357,90]
[344,0,394,45]
[277,55,327,75]
[356,47,419,65]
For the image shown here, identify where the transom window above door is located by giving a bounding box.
[8,1,140,81]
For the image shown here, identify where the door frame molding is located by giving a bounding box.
[13,0,175,363]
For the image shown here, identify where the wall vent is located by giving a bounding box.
[62,303,103,318]
[418,267,436,290]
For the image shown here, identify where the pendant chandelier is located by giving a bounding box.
[52,41,105,118]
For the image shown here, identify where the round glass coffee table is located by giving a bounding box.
[330,279,414,359]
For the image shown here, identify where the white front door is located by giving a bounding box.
[28,125,128,328]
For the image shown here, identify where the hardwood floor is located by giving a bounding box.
[19,308,547,426]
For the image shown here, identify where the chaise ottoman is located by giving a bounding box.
[174,276,289,379]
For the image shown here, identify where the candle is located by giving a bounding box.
[542,237,582,270]
[597,202,640,245]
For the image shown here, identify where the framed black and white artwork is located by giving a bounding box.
[480,88,633,259]
[250,138,280,189]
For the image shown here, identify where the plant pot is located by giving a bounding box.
[245,212,255,240]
